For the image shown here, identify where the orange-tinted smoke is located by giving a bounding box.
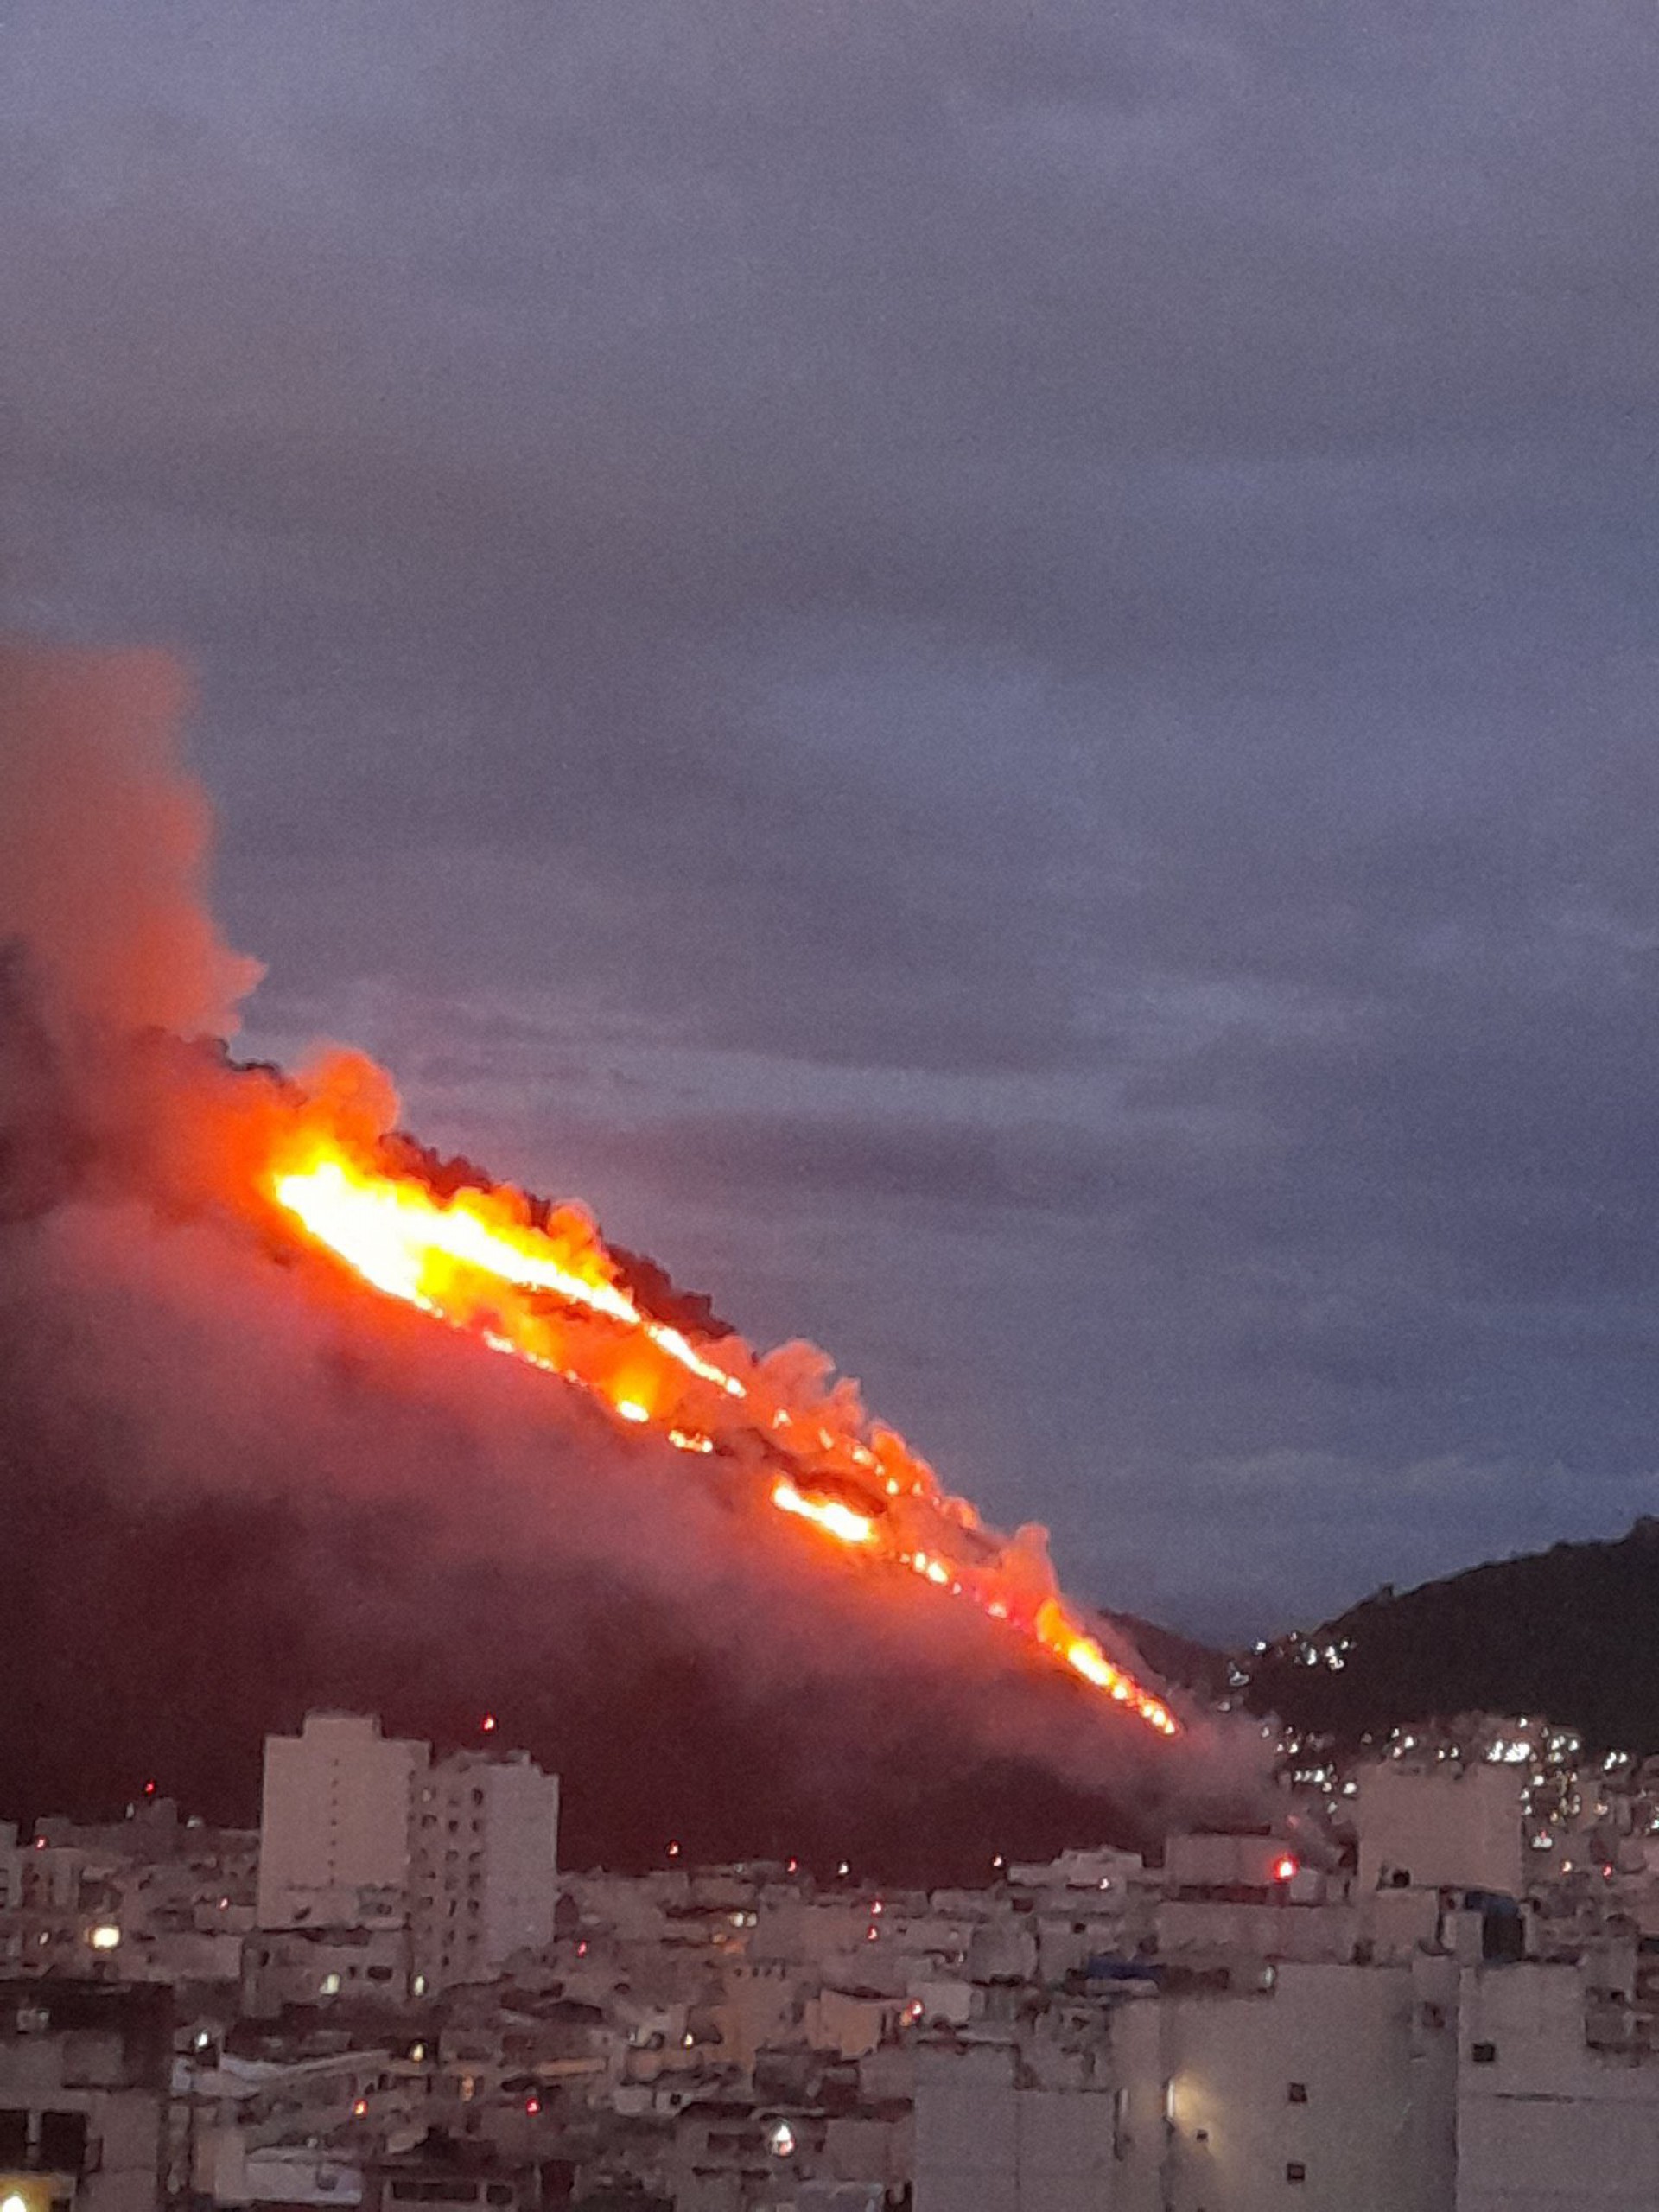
[0,641,263,1041]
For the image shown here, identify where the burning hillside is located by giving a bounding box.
[0,638,1262,1873]
[263,1085,1176,1738]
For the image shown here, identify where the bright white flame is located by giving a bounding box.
[772,1478,874,1547]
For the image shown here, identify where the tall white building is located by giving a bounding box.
[410,1750,560,1992]
[254,1713,559,1996]
[256,1713,427,1932]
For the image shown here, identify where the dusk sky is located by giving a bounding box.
[6,2,1659,1642]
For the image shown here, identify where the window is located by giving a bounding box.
[39,2113,89,2173]
[1287,2164,1306,2184]
[1471,2042,1497,2065]
[0,2110,27,2164]
[1287,2082,1307,2104]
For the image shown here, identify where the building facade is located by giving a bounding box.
[410,1753,560,1993]
[0,1981,172,2212]
[255,1716,559,2000]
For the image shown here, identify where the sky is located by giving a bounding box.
[3,1,1658,1643]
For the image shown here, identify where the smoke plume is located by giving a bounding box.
[0,639,1271,1876]
[0,640,263,1039]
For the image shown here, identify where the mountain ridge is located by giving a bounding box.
[1236,1515,1659,1751]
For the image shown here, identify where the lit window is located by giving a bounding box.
[321,1973,342,1996]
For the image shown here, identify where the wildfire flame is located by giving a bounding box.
[270,1131,1177,1737]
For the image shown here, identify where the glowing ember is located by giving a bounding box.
[269,1135,1179,1737]
[772,1478,876,1548]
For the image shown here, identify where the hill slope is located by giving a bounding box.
[1241,1517,1659,1752]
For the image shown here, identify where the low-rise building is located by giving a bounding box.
[0,1980,173,2212]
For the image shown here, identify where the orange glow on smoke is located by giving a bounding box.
[270,1134,1178,1737]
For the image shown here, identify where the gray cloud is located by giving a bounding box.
[4,0,1658,1637]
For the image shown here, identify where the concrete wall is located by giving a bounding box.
[1155,1898,1360,1960]
[1356,1764,1526,1898]
[1161,1959,1456,2212]
[912,2039,1124,2212]
[1457,1963,1659,2210]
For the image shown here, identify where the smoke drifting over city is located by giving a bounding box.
[0,639,1268,1875]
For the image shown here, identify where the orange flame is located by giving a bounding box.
[268,1130,1178,1737]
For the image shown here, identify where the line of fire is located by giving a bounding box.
[254,1082,1179,1744]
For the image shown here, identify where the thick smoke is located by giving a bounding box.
[0,641,263,1040]
[0,639,1272,1875]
